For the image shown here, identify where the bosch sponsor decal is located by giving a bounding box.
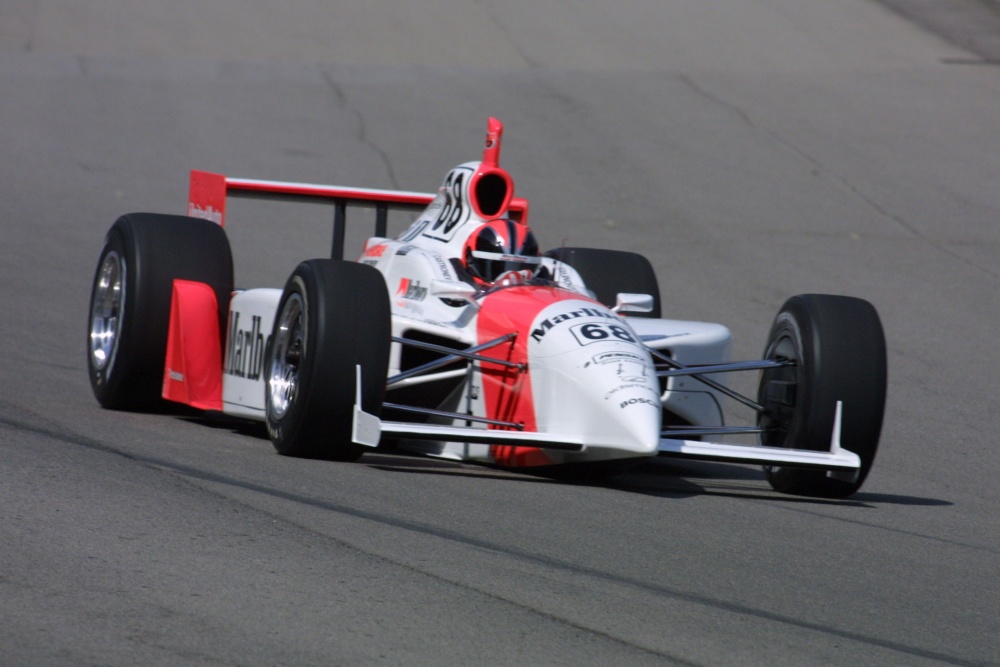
[225,312,270,381]
[530,307,623,342]
[396,278,428,301]
[619,397,658,410]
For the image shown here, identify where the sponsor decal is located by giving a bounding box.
[641,333,689,343]
[555,264,573,288]
[363,243,389,258]
[225,312,270,381]
[604,382,660,400]
[591,350,654,397]
[620,396,658,409]
[592,351,646,365]
[612,356,649,383]
[188,203,222,225]
[395,245,417,256]
[586,350,650,382]
[530,307,621,342]
[396,278,428,301]
[432,254,454,279]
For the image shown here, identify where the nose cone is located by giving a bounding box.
[531,359,662,455]
[526,299,663,456]
[611,394,663,452]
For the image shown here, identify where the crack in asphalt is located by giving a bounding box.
[675,72,1000,283]
[469,0,540,69]
[320,67,402,190]
[0,411,991,666]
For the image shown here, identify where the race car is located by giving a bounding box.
[87,117,887,498]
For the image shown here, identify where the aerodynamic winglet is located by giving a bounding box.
[657,402,862,473]
[352,365,381,447]
[826,401,860,482]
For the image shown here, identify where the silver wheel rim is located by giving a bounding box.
[89,250,125,373]
[267,293,304,420]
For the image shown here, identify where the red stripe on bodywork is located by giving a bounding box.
[476,286,592,467]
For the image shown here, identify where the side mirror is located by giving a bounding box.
[613,292,654,314]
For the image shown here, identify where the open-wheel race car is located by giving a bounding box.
[87,118,887,498]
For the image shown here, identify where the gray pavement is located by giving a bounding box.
[876,0,1000,60]
[2,2,1000,665]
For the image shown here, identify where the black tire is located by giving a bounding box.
[544,247,661,318]
[265,260,390,460]
[757,294,887,498]
[87,213,234,410]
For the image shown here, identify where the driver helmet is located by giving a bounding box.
[462,218,540,285]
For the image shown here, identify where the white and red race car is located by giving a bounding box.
[87,118,887,497]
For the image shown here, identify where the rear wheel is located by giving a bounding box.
[758,294,887,497]
[87,213,233,410]
[544,247,661,318]
[265,260,390,460]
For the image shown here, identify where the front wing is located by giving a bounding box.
[353,371,861,478]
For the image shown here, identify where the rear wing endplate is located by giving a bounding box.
[187,170,530,259]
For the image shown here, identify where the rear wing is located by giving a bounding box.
[187,170,530,259]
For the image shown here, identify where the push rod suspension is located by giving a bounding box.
[382,402,523,430]
[648,348,791,413]
[387,333,520,386]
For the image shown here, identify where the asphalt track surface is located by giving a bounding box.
[2,2,999,666]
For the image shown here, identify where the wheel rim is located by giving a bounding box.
[758,329,799,449]
[267,293,304,420]
[89,250,125,373]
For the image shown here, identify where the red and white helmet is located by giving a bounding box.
[462,218,540,285]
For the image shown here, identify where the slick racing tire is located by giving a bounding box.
[544,247,661,318]
[265,259,390,460]
[87,213,234,411]
[757,294,887,498]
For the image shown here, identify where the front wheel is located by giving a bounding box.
[757,294,887,498]
[265,260,390,460]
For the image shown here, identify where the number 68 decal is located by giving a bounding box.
[569,322,638,346]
